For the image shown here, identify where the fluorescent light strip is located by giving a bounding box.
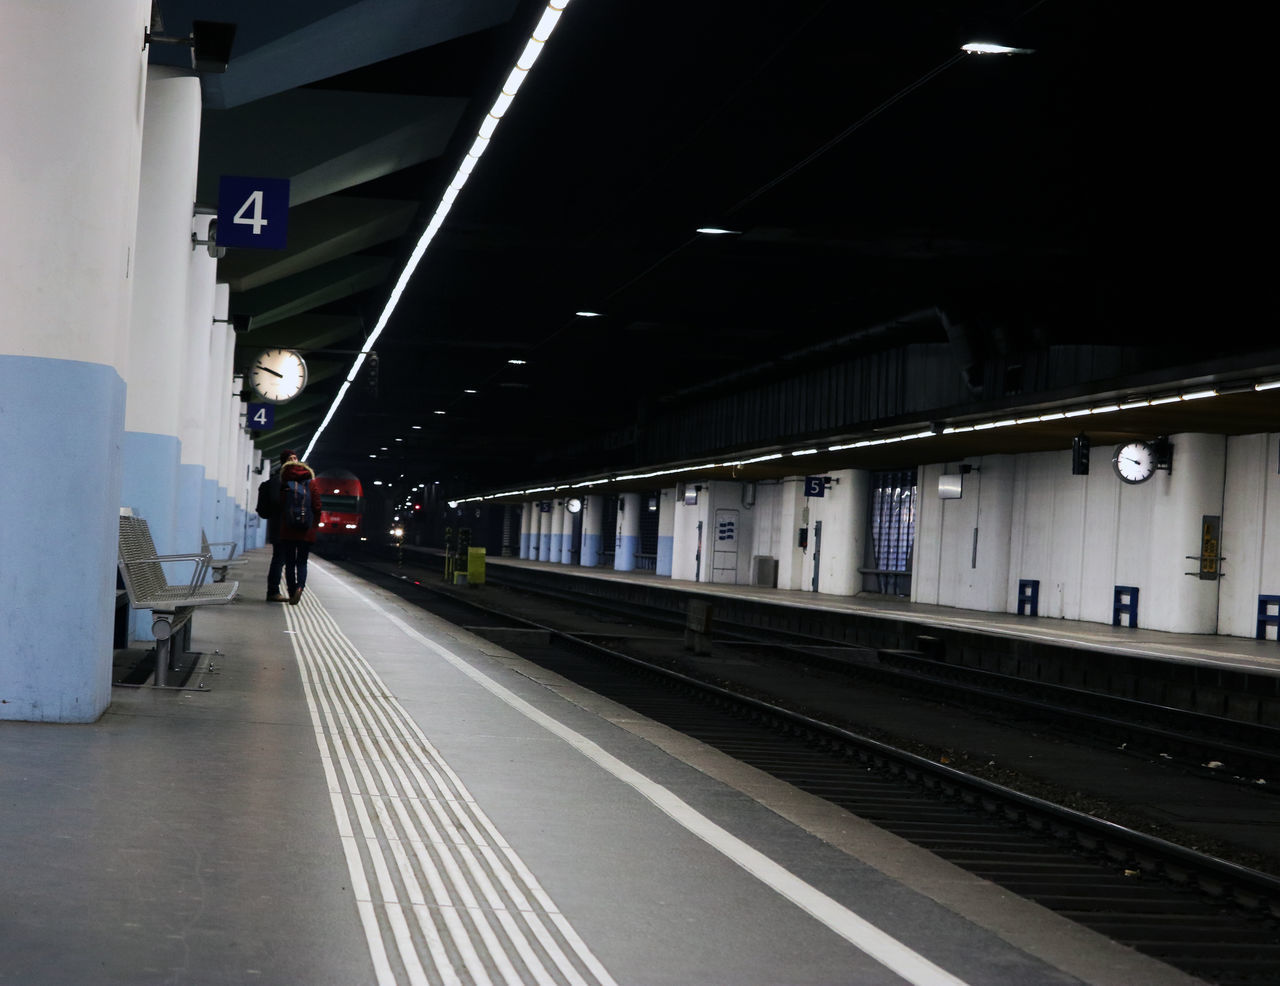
[302,0,574,460]
[451,365,1240,505]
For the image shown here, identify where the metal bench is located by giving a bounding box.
[202,529,247,583]
[117,515,239,686]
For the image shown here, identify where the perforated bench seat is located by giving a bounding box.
[202,529,247,583]
[118,515,239,685]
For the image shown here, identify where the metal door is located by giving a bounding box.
[712,508,739,584]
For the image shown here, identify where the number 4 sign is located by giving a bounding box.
[216,176,290,250]
[246,403,275,430]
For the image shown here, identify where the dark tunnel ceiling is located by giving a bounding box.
[151,0,1269,496]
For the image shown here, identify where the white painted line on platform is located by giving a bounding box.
[289,578,618,986]
[326,568,973,986]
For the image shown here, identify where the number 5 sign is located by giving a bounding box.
[216,176,290,249]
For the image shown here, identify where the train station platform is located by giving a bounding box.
[0,549,1205,986]
[480,554,1280,681]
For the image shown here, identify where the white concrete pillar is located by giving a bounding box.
[615,493,641,571]
[215,325,237,544]
[177,214,218,560]
[519,501,532,558]
[549,500,565,563]
[580,495,605,566]
[538,501,552,561]
[232,389,248,546]
[656,488,676,576]
[1133,433,1226,633]
[561,500,579,564]
[0,0,151,722]
[202,286,229,539]
[121,65,202,572]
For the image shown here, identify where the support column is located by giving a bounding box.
[561,502,578,564]
[549,500,565,563]
[202,286,229,541]
[122,66,202,545]
[615,493,641,571]
[0,0,151,722]
[178,213,218,566]
[519,502,532,559]
[656,487,676,576]
[538,502,552,561]
[215,325,237,545]
[580,495,604,566]
[121,66,203,631]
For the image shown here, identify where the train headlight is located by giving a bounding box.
[391,527,403,538]
[345,523,358,529]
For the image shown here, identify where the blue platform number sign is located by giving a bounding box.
[804,476,827,498]
[217,176,290,250]
[247,403,274,430]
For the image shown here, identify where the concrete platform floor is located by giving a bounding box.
[0,549,1209,986]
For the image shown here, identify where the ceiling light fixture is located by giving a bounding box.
[301,0,574,461]
[508,358,527,365]
[575,311,603,317]
[961,42,1035,55]
[695,227,741,235]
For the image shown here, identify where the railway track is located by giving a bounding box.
[458,556,1280,787]
[340,552,1280,985]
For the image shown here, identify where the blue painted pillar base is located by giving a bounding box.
[176,462,204,557]
[0,357,124,722]
[581,534,600,567]
[615,534,638,572]
[656,536,674,576]
[122,431,182,640]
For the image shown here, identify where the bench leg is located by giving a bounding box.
[150,616,189,687]
[153,631,174,688]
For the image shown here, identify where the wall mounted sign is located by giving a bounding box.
[216,176,290,249]
[246,403,274,429]
[1198,515,1221,580]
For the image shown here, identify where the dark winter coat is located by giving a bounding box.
[277,461,322,544]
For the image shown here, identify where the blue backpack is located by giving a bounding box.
[283,478,313,529]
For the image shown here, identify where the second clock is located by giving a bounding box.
[249,348,308,404]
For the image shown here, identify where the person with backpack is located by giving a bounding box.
[277,450,322,605]
[255,451,292,602]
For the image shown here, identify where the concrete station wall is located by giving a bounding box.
[539,430,1280,640]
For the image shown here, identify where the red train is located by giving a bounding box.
[314,469,364,553]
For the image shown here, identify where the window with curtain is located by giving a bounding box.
[865,469,917,595]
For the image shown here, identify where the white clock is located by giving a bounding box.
[1112,440,1156,484]
[249,348,307,404]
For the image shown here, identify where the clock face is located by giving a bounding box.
[1112,441,1156,484]
[249,348,307,404]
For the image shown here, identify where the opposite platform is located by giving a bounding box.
[479,552,1280,680]
[0,549,1203,985]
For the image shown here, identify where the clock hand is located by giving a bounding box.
[256,364,284,378]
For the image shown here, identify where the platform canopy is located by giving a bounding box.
[149,0,1270,497]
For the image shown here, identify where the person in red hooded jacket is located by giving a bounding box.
[277,451,322,605]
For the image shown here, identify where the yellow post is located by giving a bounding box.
[467,547,486,585]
